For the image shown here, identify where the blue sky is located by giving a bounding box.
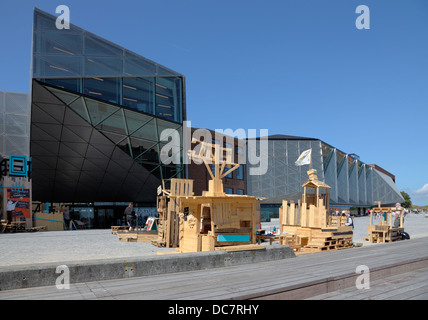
[1,0,427,205]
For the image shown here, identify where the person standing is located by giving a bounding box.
[393,202,408,228]
[124,202,134,231]
[63,206,70,230]
[345,211,354,229]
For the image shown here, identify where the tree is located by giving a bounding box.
[400,191,412,208]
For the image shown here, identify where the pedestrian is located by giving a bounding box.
[393,202,408,228]
[124,202,134,231]
[345,210,354,229]
[63,206,70,230]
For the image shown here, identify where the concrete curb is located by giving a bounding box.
[0,245,296,291]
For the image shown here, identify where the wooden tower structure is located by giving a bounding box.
[156,138,261,252]
[279,169,354,252]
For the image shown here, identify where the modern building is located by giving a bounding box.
[1,8,187,228]
[187,128,246,196]
[246,135,404,221]
[0,8,405,228]
[30,8,185,207]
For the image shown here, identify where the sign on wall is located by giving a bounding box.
[7,188,31,222]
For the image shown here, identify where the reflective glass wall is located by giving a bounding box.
[32,8,184,124]
[246,137,404,210]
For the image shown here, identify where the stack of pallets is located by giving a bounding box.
[303,226,354,252]
[117,230,158,242]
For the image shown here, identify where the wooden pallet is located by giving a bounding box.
[304,234,354,252]
[0,220,8,233]
[117,230,158,242]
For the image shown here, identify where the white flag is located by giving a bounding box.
[295,149,311,166]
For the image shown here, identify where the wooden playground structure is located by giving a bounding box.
[364,202,406,243]
[154,138,262,253]
[279,169,354,252]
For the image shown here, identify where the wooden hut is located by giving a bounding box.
[155,139,262,253]
[365,202,405,243]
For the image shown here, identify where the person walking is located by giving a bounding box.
[124,202,134,231]
[63,206,70,230]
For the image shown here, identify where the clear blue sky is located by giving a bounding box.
[1,0,427,205]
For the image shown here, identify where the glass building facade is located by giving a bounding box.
[246,135,404,220]
[30,8,185,204]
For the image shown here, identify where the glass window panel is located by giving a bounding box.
[34,10,59,32]
[72,207,94,229]
[124,109,154,134]
[161,164,183,179]
[156,64,181,77]
[348,156,354,176]
[124,51,157,77]
[115,137,131,157]
[224,188,233,195]
[224,164,233,178]
[84,34,124,57]
[236,165,244,180]
[155,77,179,122]
[84,97,120,126]
[129,137,158,160]
[156,119,182,147]
[336,150,346,175]
[130,118,158,142]
[41,78,82,93]
[96,109,128,136]
[83,78,120,105]
[45,86,80,105]
[122,77,154,113]
[33,55,82,78]
[34,31,83,56]
[84,57,123,78]
[99,131,127,145]
[68,97,91,123]
[236,189,244,195]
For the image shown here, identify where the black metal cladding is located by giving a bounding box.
[30,80,183,203]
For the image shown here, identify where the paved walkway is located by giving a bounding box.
[0,236,427,300]
[0,213,426,267]
[0,229,176,267]
[0,213,427,300]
